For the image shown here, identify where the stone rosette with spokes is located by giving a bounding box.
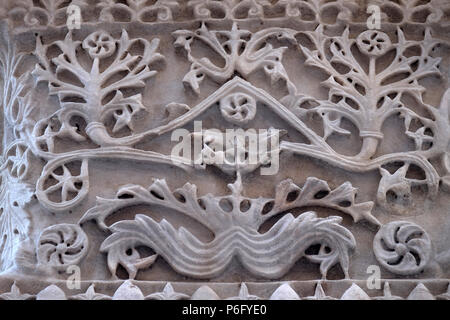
[0,0,449,300]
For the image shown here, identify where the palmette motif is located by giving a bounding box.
[373,221,432,275]
[0,0,449,299]
[173,22,298,94]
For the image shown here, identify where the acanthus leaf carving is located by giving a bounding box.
[2,0,448,27]
[112,280,144,300]
[304,282,336,300]
[374,282,403,300]
[0,31,36,140]
[3,141,32,181]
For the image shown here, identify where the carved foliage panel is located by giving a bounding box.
[0,0,449,295]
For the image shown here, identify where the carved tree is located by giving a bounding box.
[282,26,448,212]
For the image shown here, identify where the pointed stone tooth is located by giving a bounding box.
[163,282,175,294]
[305,282,336,300]
[269,283,300,300]
[407,283,435,300]
[340,283,370,300]
[238,283,249,297]
[36,284,67,300]
[437,283,450,300]
[112,280,144,300]
[191,286,220,300]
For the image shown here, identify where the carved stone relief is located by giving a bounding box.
[0,0,449,300]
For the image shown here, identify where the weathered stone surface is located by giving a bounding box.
[0,0,449,300]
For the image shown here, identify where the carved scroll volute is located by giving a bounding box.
[36,158,89,213]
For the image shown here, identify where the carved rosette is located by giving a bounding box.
[37,224,88,270]
[373,221,432,275]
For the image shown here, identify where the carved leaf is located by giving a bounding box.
[173,22,297,94]
[81,174,376,234]
[32,29,163,145]
[267,177,378,226]
[98,0,179,22]
[99,207,355,280]
[0,173,33,272]
[0,32,34,137]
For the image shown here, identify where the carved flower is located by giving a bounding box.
[4,141,30,180]
[71,284,111,300]
[356,30,391,56]
[82,31,116,59]
[37,224,88,270]
[219,92,257,125]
